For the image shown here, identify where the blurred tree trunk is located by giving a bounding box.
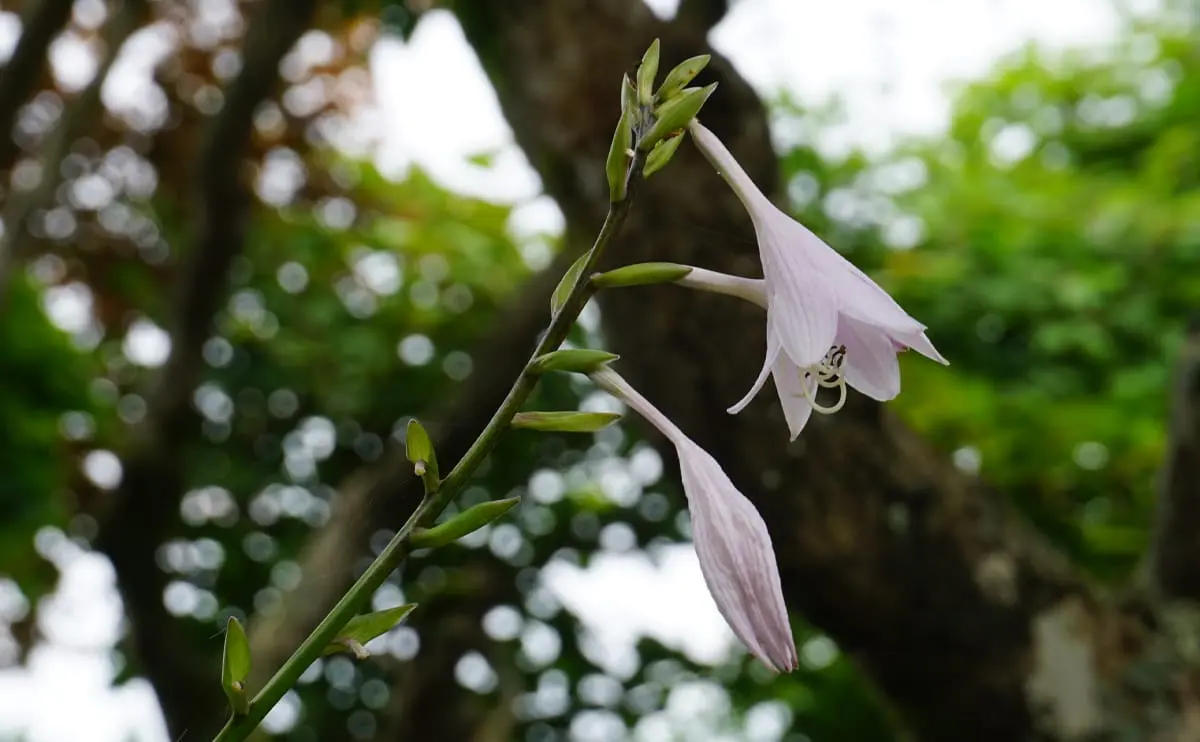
[0,0,74,173]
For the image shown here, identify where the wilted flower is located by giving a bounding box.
[590,367,798,672]
[685,121,948,438]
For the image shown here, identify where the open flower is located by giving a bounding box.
[591,367,798,672]
[686,121,948,439]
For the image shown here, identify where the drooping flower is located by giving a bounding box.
[685,121,948,439]
[590,367,798,672]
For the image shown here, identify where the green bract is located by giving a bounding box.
[529,349,620,375]
[592,262,694,288]
[221,617,251,716]
[409,497,522,549]
[323,605,418,657]
[511,411,622,432]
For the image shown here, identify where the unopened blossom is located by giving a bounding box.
[591,367,798,672]
[686,120,948,439]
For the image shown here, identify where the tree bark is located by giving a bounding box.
[0,0,74,174]
[1150,317,1200,601]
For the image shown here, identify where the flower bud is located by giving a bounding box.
[655,54,711,102]
[636,38,660,106]
[404,419,439,492]
[606,109,634,201]
[640,83,717,152]
[589,368,798,672]
[643,132,685,178]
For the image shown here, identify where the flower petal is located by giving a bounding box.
[757,219,839,367]
[590,367,687,444]
[838,317,901,401]
[769,352,814,440]
[806,230,925,334]
[893,328,950,366]
[677,441,798,672]
[688,121,776,215]
[727,320,782,415]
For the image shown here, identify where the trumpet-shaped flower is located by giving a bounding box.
[591,367,798,673]
[686,121,948,439]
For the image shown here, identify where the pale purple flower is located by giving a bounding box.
[591,367,798,672]
[685,120,949,439]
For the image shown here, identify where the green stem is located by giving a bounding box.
[211,161,642,742]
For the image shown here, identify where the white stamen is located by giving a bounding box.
[792,345,848,415]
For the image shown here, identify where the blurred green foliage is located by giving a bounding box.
[1,5,1198,742]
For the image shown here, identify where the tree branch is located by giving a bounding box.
[1150,317,1200,600]
[0,0,148,302]
[91,0,319,738]
[675,0,730,30]
[0,0,75,173]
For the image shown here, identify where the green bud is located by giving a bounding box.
[655,54,711,103]
[512,411,622,433]
[643,132,685,178]
[551,249,592,316]
[405,419,439,491]
[605,110,634,202]
[221,616,251,715]
[592,262,694,288]
[323,604,417,657]
[530,349,619,375]
[636,39,661,107]
[621,73,638,115]
[410,497,521,549]
[640,83,717,152]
